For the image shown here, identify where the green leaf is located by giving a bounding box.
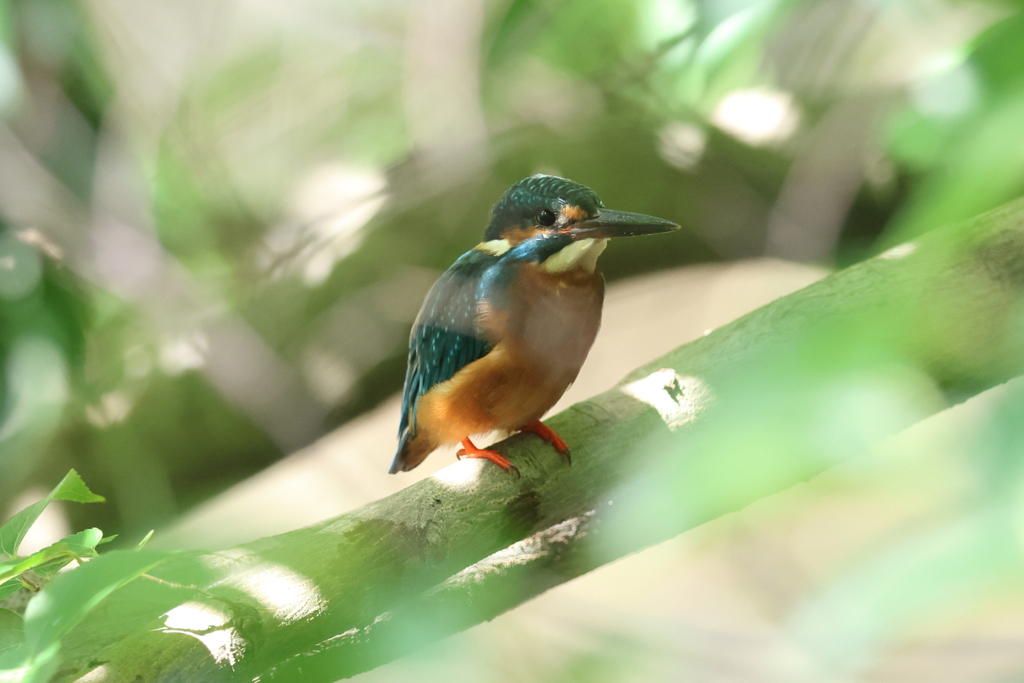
[0,581,19,603]
[0,470,104,558]
[0,609,23,656]
[0,550,65,585]
[32,529,105,583]
[970,12,1024,96]
[23,644,61,683]
[22,550,170,657]
[30,562,68,584]
[0,641,59,683]
[0,528,105,585]
[47,470,104,505]
[57,529,103,558]
[0,502,49,561]
[135,530,154,550]
[0,546,72,584]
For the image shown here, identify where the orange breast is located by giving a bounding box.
[498,263,605,376]
[417,264,604,445]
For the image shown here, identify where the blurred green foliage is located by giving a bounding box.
[0,0,1021,676]
[0,469,171,682]
[0,0,1020,556]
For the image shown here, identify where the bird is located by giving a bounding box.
[390,174,679,475]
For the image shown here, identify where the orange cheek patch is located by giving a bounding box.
[561,205,588,222]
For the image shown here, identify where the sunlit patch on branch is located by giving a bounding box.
[161,601,243,667]
[431,454,490,491]
[222,563,325,623]
[621,369,711,430]
[879,242,917,260]
[75,663,110,682]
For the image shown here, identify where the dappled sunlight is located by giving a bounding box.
[658,121,707,170]
[712,89,800,146]
[162,601,244,667]
[197,547,326,623]
[621,369,712,431]
[158,331,210,375]
[431,457,489,492]
[197,546,260,571]
[220,562,326,623]
[879,242,918,260]
[2,0,1024,679]
[84,391,134,427]
[75,663,110,682]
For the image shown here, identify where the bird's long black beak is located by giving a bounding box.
[569,209,679,239]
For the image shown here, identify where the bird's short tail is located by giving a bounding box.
[389,431,435,473]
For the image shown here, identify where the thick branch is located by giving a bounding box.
[60,199,1024,682]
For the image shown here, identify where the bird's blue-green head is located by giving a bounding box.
[483,175,603,242]
[477,174,678,272]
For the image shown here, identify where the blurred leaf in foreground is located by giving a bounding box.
[0,470,103,560]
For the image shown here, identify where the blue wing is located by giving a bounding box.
[391,249,497,472]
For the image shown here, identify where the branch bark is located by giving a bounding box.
[59,198,1024,683]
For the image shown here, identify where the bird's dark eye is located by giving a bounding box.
[536,208,556,227]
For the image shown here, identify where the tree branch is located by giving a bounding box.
[59,198,1024,682]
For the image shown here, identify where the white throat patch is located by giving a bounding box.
[542,238,608,273]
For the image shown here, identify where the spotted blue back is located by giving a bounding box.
[392,249,496,471]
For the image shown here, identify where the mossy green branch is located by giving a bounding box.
[58,198,1024,682]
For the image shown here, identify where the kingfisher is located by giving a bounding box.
[390,174,678,474]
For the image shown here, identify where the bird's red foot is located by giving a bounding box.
[457,438,520,477]
[519,421,571,464]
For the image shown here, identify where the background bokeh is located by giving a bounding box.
[2,3,1024,676]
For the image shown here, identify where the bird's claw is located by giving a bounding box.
[457,439,520,477]
[519,421,571,464]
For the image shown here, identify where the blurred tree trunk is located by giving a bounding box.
[56,198,1024,683]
